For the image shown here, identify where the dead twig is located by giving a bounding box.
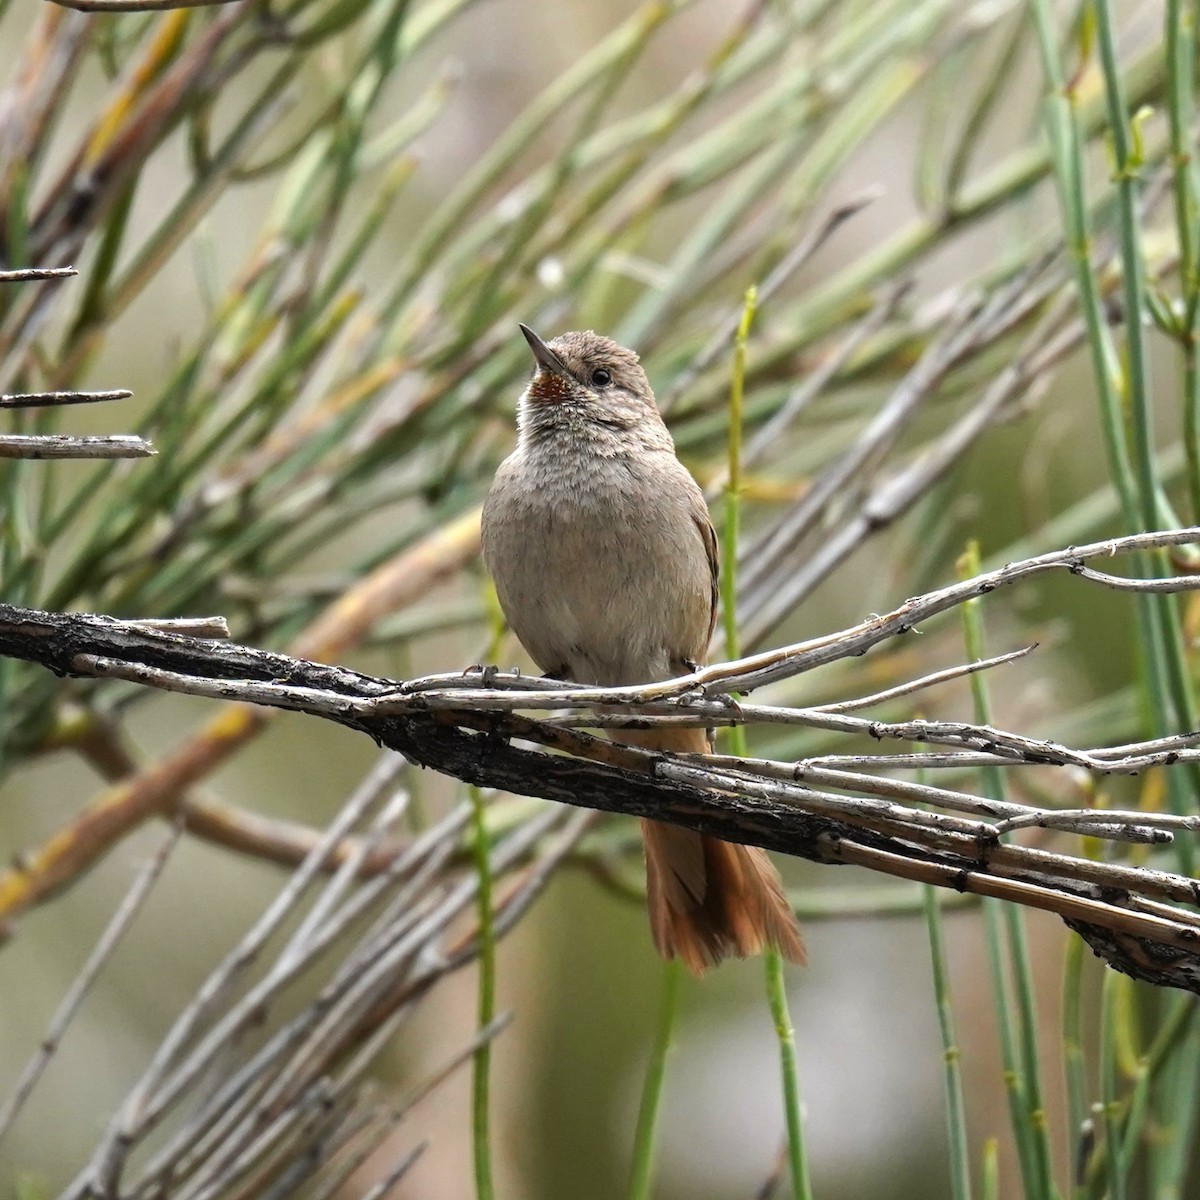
[0,388,132,408]
[47,0,242,10]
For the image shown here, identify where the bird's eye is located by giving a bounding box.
[591,368,612,388]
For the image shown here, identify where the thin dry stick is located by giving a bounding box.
[827,837,1200,949]
[0,267,77,282]
[734,278,913,486]
[807,644,1037,713]
[308,1015,513,1200]
[742,291,1072,642]
[743,256,1060,593]
[660,189,883,411]
[47,0,241,8]
[103,811,565,1200]
[357,1141,428,1200]
[276,754,408,969]
[0,433,155,459]
[60,643,1200,792]
[93,757,412,1172]
[77,806,503,1195]
[0,389,132,408]
[0,824,181,1145]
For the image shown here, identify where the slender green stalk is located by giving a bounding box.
[468,780,497,1200]
[1098,974,1128,1200]
[1091,0,1155,532]
[1003,901,1055,1198]
[1032,0,1197,888]
[1091,4,1199,829]
[1027,1,1131,515]
[943,8,1026,204]
[627,959,683,1200]
[923,875,972,1200]
[624,271,768,1194]
[980,899,1039,1198]
[1088,7,1200,1182]
[467,592,506,1200]
[1166,0,1200,521]
[463,777,492,1200]
[1061,923,1088,1200]
[722,286,811,1200]
[1150,1015,1200,1199]
[722,286,755,613]
[960,542,1055,1200]
[1064,953,1197,1194]
[763,947,810,1200]
[981,1139,1001,1200]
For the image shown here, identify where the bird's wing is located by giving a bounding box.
[691,492,720,656]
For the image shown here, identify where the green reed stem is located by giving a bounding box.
[924,871,972,1200]
[627,958,683,1200]
[468,780,497,1200]
[468,591,506,1200]
[1149,1012,1200,1198]
[763,946,809,1200]
[721,285,811,1200]
[1061,925,1088,1199]
[1098,973,1127,1200]
[960,541,1055,1200]
[1033,0,1198,886]
[981,1139,1001,1200]
[721,285,754,615]
[1165,0,1200,522]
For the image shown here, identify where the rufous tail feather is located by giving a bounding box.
[620,724,806,974]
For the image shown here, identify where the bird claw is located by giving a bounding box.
[462,664,521,685]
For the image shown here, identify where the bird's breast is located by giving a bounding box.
[481,449,712,686]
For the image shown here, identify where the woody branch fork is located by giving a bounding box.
[4,529,1200,991]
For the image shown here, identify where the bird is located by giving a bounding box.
[480,324,806,973]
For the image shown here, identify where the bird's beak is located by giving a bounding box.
[519,324,569,377]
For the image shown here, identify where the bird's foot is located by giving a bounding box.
[462,664,522,685]
[680,688,741,714]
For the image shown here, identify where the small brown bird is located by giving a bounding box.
[481,325,806,973]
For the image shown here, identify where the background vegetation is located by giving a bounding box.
[1,0,1199,1197]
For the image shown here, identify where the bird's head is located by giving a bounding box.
[515,326,669,451]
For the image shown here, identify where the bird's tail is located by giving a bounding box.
[623,725,806,974]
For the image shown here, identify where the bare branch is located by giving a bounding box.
[0,433,155,459]
[5,527,1200,994]
[46,0,243,11]
[0,389,133,409]
[0,267,77,282]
